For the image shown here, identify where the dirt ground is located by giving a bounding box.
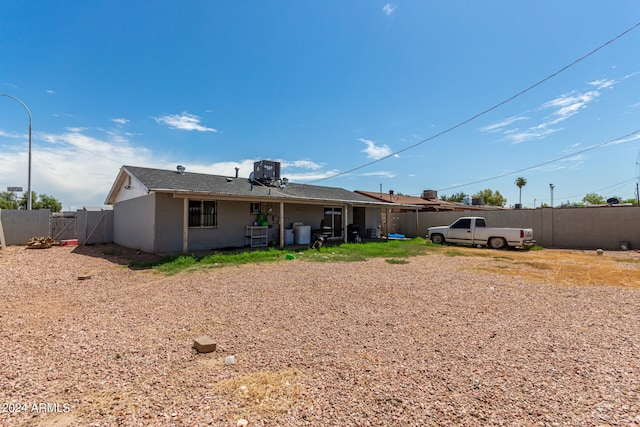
[0,244,639,426]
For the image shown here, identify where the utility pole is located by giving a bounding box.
[1,94,32,210]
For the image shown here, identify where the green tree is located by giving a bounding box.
[622,197,638,206]
[473,189,506,207]
[19,192,63,212]
[515,177,527,205]
[0,191,19,209]
[18,192,37,210]
[34,194,62,212]
[440,191,467,203]
[582,193,605,205]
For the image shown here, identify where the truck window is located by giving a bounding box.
[476,218,486,228]
[451,218,472,229]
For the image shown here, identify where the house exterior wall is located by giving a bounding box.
[187,200,252,251]
[113,194,156,253]
[279,204,381,238]
[363,207,383,237]
[151,196,259,253]
[154,194,184,253]
[282,203,326,229]
[110,192,400,254]
[112,174,147,203]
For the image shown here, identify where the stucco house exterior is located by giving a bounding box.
[105,164,405,254]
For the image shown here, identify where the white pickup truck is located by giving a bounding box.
[427,217,535,249]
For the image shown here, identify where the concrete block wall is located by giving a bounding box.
[0,209,114,247]
[399,206,640,250]
[0,209,51,246]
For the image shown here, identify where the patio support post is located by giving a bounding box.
[182,198,189,253]
[279,201,284,248]
[344,203,349,243]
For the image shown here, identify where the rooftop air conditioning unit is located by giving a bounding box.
[422,190,437,200]
[253,160,281,185]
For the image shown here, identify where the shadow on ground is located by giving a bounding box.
[71,243,168,270]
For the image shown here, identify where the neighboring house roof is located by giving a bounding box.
[354,190,503,211]
[105,166,410,207]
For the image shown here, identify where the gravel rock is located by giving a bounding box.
[0,245,638,426]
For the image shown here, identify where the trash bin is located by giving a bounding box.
[347,224,360,242]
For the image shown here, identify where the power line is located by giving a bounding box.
[436,129,640,192]
[550,176,637,202]
[309,20,640,184]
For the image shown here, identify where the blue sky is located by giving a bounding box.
[1,1,640,210]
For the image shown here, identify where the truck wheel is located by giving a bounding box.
[489,237,507,250]
[431,234,445,245]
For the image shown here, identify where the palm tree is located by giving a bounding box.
[515,177,527,206]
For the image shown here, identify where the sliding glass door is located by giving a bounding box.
[323,207,343,239]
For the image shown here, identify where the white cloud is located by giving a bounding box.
[46,89,54,94]
[155,112,218,132]
[280,159,324,170]
[480,116,529,133]
[486,86,602,144]
[543,90,599,124]
[112,118,129,125]
[382,3,396,15]
[607,132,640,145]
[588,79,615,90]
[170,158,334,182]
[182,160,257,177]
[0,129,152,210]
[359,138,394,160]
[0,129,24,139]
[282,169,342,182]
[361,171,395,178]
[0,124,383,209]
[65,127,87,133]
[506,128,561,145]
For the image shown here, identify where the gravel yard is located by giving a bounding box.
[1,244,639,426]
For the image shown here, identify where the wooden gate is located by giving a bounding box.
[51,213,77,241]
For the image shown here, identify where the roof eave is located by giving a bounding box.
[150,188,407,207]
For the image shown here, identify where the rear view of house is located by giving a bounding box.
[105,163,394,254]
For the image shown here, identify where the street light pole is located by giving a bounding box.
[549,183,555,208]
[0,94,32,210]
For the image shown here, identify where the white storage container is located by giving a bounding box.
[294,225,311,244]
[285,228,294,245]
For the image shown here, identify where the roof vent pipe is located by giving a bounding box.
[176,165,186,175]
[235,167,239,178]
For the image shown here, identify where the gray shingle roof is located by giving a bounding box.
[119,165,391,206]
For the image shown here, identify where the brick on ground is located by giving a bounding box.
[193,335,216,353]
